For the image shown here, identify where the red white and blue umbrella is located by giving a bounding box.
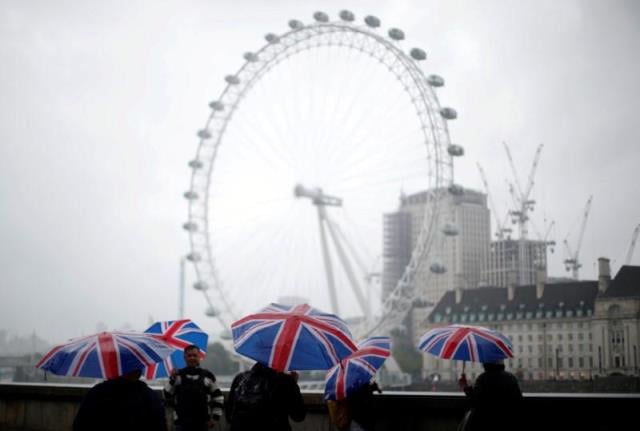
[231,303,358,372]
[324,336,391,401]
[417,324,514,364]
[143,319,209,379]
[35,331,175,380]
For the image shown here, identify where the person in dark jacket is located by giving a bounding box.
[226,362,306,431]
[164,345,224,431]
[458,361,523,431]
[73,368,167,431]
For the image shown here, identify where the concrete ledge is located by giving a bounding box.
[1,383,638,431]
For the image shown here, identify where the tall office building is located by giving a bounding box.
[382,188,491,306]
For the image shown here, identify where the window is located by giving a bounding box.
[528,334,533,342]
[569,344,574,352]
[579,357,584,368]
[518,335,523,342]
[528,345,533,353]
[568,357,574,368]
[558,334,563,341]
[568,333,574,341]
[518,346,523,353]
[579,344,584,352]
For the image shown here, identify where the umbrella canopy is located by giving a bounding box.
[324,336,391,401]
[36,331,174,379]
[417,324,514,363]
[143,319,209,379]
[231,303,358,372]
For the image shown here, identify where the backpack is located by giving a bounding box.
[174,369,209,424]
[230,369,273,424]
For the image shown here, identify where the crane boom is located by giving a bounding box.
[477,163,507,239]
[563,195,593,279]
[502,142,544,239]
[625,224,640,265]
[523,144,544,201]
[503,142,524,199]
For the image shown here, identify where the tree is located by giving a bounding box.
[201,342,239,375]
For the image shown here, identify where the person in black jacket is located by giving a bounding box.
[164,345,224,431]
[226,362,306,431]
[458,361,523,431]
[73,368,167,431]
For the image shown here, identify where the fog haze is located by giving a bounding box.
[1,0,639,345]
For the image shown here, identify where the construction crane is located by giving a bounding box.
[563,195,593,279]
[503,142,544,239]
[625,224,640,265]
[477,163,512,239]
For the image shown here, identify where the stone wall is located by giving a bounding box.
[1,383,638,431]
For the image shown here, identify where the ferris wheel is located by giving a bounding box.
[183,10,464,337]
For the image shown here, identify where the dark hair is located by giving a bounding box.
[483,362,506,372]
[184,344,199,354]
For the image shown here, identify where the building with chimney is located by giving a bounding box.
[419,259,640,381]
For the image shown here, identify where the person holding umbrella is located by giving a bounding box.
[416,324,521,431]
[73,368,167,431]
[226,302,360,430]
[36,331,175,431]
[324,337,391,431]
[457,360,523,431]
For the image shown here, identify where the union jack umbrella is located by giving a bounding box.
[143,319,209,379]
[324,336,391,401]
[417,324,514,364]
[35,331,175,380]
[231,303,358,372]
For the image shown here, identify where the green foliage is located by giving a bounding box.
[392,334,423,379]
[201,342,239,375]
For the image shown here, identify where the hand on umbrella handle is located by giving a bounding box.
[458,373,469,390]
[289,371,299,383]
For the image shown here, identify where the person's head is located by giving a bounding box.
[482,361,505,373]
[183,345,201,368]
[119,368,142,382]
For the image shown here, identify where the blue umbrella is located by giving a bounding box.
[231,303,357,372]
[324,337,391,401]
[36,331,174,379]
[143,319,209,379]
[417,324,514,364]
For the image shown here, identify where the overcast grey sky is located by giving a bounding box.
[1,0,639,344]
